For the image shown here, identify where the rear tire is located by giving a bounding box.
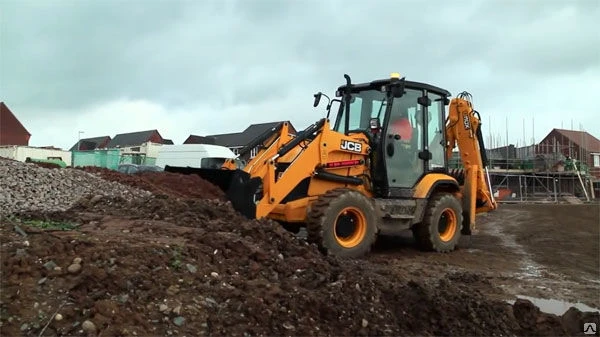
[306,188,378,258]
[413,192,462,252]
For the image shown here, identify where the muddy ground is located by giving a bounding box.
[369,203,600,310]
[1,169,599,336]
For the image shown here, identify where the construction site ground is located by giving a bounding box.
[369,203,600,310]
[1,165,599,336]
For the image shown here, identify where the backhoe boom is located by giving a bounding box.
[445,92,497,233]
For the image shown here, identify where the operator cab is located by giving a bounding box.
[333,73,451,197]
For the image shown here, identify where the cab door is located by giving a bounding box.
[383,88,424,190]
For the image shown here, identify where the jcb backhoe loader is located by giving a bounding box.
[166,73,497,258]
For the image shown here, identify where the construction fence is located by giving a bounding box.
[71,150,157,170]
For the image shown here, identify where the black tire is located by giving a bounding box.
[306,188,378,258]
[413,192,463,252]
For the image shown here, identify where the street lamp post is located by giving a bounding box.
[78,131,84,151]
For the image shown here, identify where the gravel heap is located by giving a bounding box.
[0,158,151,215]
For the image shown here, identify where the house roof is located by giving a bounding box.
[162,139,174,145]
[551,128,600,153]
[207,121,295,147]
[107,129,161,148]
[69,136,111,151]
[206,132,247,148]
[184,135,216,145]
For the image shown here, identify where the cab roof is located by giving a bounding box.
[337,78,451,97]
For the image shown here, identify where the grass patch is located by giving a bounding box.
[21,219,78,231]
[170,245,183,271]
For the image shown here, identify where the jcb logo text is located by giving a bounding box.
[340,140,362,153]
[462,114,470,130]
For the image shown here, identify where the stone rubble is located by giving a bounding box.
[0,158,151,216]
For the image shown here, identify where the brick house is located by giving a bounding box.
[536,128,600,179]
[185,121,297,161]
[0,102,31,146]
[107,129,167,148]
[69,136,112,151]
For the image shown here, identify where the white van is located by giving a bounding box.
[155,144,242,169]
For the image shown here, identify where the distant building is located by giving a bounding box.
[536,128,600,179]
[0,102,31,146]
[107,129,165,148]
[486,145,516,160]
[185,121,297,161]
[69,136,111,151]
[183,135,216,145]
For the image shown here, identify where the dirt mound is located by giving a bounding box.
[79,166,225,200]
[2,196,597,336]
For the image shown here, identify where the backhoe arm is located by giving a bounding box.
[445,92,497,232]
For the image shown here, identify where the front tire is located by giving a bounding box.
[413,192,462,252]
[306,188,378,258]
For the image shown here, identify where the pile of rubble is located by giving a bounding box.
[0,158,151,216]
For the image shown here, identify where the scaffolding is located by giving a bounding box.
[449,155,596,203]
[488,171,595,203]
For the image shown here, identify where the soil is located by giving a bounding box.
[369,203,600,309]
[78,166,225,200]
[1,171,599,336]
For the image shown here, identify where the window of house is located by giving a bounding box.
[250,147,258,159]
[594,154,600,167]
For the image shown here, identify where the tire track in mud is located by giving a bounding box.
[482,209,545,280]
[480,206,599,308]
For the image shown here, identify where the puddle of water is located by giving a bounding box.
[507,295,600,315]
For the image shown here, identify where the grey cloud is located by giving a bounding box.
[1,0,599,144]
[2,1,187,109]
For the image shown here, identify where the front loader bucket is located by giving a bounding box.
[164,165,261,219]
[225,170,262,219]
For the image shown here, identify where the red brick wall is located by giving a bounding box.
[148,132,163,144]
[0,130,30,146]
[0,103,30,146]
[537,130,599,179]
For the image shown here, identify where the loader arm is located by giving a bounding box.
[221,121,297,175]
[445,92,497,230]
[224,117,372,220]
[164,122,296,191]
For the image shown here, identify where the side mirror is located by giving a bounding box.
[313,92,322,107]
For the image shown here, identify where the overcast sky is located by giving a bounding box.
[1,0,599,151]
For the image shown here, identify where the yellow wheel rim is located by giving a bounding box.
[334,207,367,248]
[438,208,458,242]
